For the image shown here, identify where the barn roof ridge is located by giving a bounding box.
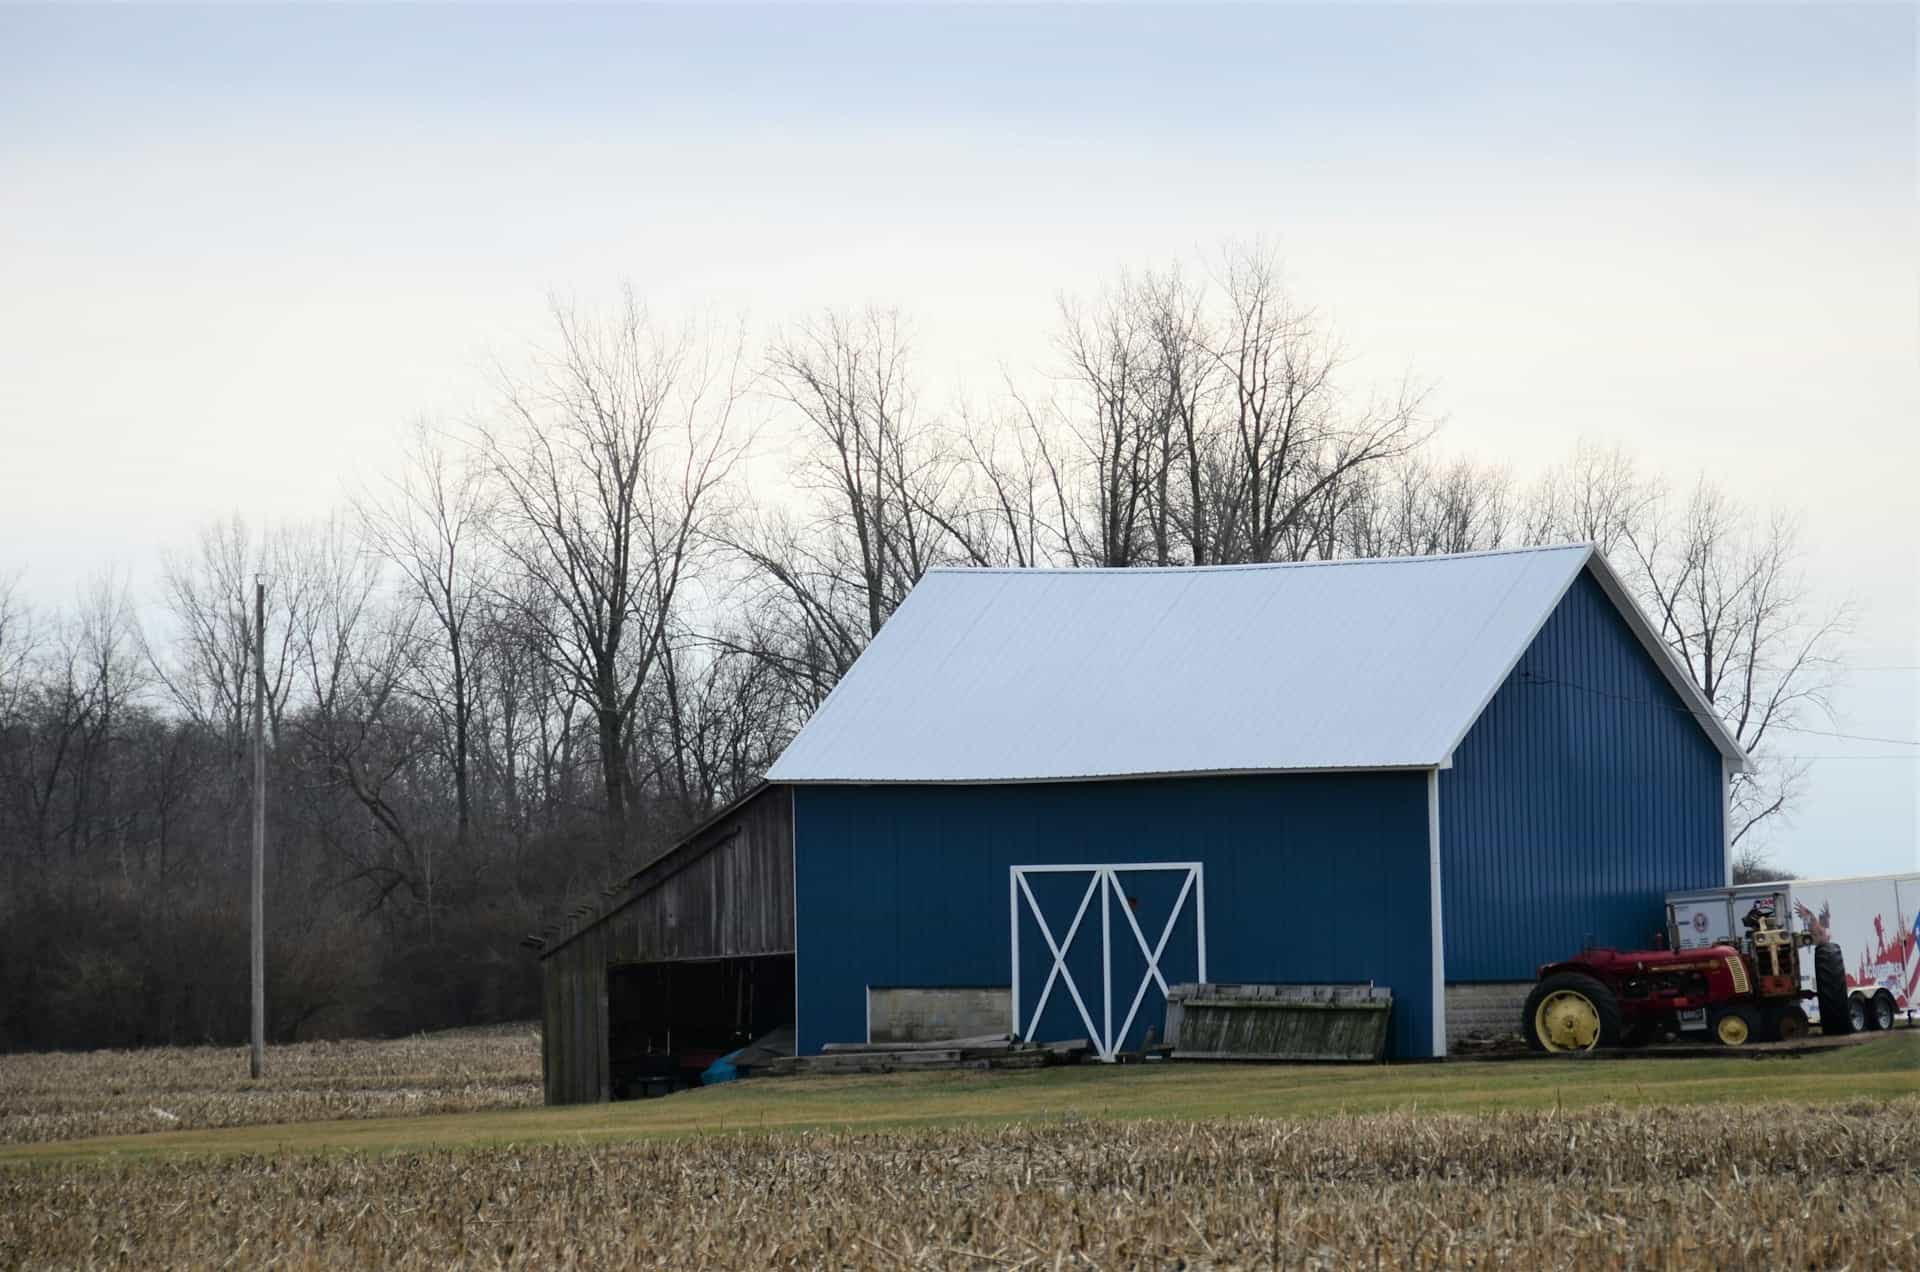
[923,541,1596,577]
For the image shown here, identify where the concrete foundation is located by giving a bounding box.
[867,986,1011,1044]
[1445,982,1530,1048]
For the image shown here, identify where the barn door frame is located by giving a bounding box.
[1009,862,1207,1062]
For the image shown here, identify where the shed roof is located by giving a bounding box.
[766,543,1747,784]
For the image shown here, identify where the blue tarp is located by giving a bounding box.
[700,1048,743,1085]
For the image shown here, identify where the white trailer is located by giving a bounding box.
[1667,872,1918,1033]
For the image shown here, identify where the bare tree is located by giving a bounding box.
[1521,441,1659,555]
[1138,269,1222,565]
[148,517,304,752]
[480,292,746,865]
[766,309,951,631]
[68,571,149,879]
[729,309,971,704]
[1204,248,1430,563]
[1029,249,1430,570]
[939,398,1078,570]
[358,419,492,849]
[1621,482,1848,851]
[144,516,316,887]
[724,508,872,702]
[1335,455,1517,559]
[282,516,430,922]
[638,636,794,818]
[0,572,38,726]
[467,584,582,849]
[1053,279,1179,567]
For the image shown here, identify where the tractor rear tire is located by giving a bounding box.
[1766,1004,1809,1043]
[1814,942,1852,1036]
[1711,1004,1760,1047]
[1523,973,1623,1053]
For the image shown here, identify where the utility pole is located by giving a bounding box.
[250,578,266,1079]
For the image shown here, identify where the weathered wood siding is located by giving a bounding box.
[539,786,794,1105]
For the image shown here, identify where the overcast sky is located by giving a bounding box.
[1,3,1914,877]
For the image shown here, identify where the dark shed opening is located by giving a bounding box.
[607,954,794,1098]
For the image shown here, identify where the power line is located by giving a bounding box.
[1518,671,1920,749]
[1759,723,1920,747]
[1775,756,1920,762]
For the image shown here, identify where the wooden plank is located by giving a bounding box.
[1182,999,1388,1013]
[822,1033,1011,1054]
[1172,1050,1379,1061]
[1164,983,1392,1062]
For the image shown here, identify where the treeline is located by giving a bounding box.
[0,248,1840,1049]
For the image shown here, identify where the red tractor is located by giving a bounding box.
[1523,895,1853,1051]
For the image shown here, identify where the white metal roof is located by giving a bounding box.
[767,543,1747,784]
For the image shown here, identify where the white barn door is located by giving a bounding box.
[1009,862,1206,1061]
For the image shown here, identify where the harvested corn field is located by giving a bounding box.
[4,1102,1917,1269]
[0,1025,540,1146]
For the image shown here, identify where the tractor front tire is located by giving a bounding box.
[1523,973,1622,1053]
[1711,1004,1760,1047]
[1814,942,1852,1036]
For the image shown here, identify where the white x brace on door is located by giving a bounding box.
[1010,863,1206,1062]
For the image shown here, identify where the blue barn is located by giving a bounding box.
[531,544,1747,1101]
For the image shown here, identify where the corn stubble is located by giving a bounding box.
[0,1025,541,1145]
[4,1102,1914,1269]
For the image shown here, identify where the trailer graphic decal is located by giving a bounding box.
[1793,899,1832,945]
[1857,910,1919,1007]
[1796,887,1917,1011]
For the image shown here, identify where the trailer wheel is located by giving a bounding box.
[1711,1004,1759,1047]
[1848,995,1868,1034]
[1866,992,1895,1032]
[1523,973,1622,1052]
[1813,942,1852,1036]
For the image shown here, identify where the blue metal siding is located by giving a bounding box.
[793,772,1437,1060]
[1440,568,1724,981]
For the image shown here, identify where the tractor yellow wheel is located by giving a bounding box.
[1713,1007,1757,1046]
[1522,973,1622,1052]
[1535,990,1603,1052]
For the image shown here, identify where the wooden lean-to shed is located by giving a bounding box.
[524,784,794,1104]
